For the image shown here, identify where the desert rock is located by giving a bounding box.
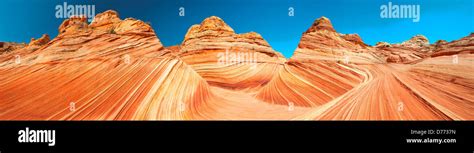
[0,11,472,120]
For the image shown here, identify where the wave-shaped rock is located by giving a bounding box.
[179,16,285,89]
[256,17,371,107]
[0,11,472,120]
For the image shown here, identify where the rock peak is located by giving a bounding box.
[340,33,368,47]
[375,41,391,48]
[183,16,235,41]
[90,10,121,28]
[411,34,428,40]
[58,15,89,35]
[200,16,234,33]
[57,10,156,36]
[114,18,155,35]
[402,34,429,47]
[28,34,50,46]
[305,16,336,33]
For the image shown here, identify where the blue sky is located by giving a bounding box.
[0,0,472,57]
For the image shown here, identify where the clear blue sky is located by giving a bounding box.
[1,0,472,57]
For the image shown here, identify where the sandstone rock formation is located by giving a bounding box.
[0,11,472,120]
[375,42,391,48]
[256,17,371,107]
[0,42,26,54]
[292,31,474,120]
[58,15,90,35]
[305,16,336,32]
[178,16,285,89]
[431,33,474,57]
[374,35,429,63]
[402,35,429,47]
[341,33,369,48]
[28,34,50,47]
[0,10,204,120]
[375,33,474,63]
[292,17,382,64]
[0,10,163,68]
[89,10,121,32]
